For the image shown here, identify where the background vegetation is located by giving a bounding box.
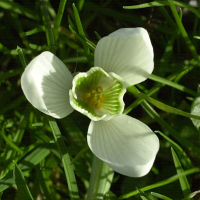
[0,0,200,199]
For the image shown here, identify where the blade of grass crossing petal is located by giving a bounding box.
[151,192,173,200]
[155,131,192,168]
[167,0,198,59]
[87,156,114,200]
[54,0,67,41]
[48,117,79,199]
[171,148,192,197]
[40,0,56,53]
[13,161,34,200]
[128,86,200,120]
[118,168,199,199]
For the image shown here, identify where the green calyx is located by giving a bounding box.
[69,67,126,121]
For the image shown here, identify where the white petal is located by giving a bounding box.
[21,51,74,118]
[94,28,154,86]
[87,114,159,177]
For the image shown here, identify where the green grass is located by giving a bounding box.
[0,0,200,199]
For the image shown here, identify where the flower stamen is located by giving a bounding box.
[82,86,105,109]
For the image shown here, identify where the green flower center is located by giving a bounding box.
[82,86,105,109]
[69,67,126,121]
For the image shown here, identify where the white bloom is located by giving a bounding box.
[21,28,159,177]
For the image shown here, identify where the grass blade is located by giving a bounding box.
[40,0,56,53]
[13,161,34,200]
[149,74,196,96]
[137,188,154,200]
[48,117,79,200]
[0,69,23,82]
[0,0,39,20]
[0,129,22,153]
[118,168,199,199]
[54,0,68,41]
[171,148,192,197]
[128,86,200,120]
[36,165,53,200]
[151,192,173,200]
[0,145,50,192]
[155,131,192,168]
[123,1,200,18]
[16,46,27,69]
[167,0,198,58]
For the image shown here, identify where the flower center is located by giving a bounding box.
[82,86,105,109]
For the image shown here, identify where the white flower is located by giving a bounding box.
[21,28,159,177]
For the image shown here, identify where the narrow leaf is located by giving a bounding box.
[0,145,50,192]
[191,86,200,130]
[48,117,79,200]
[151,192,173,200]
[40,0,56,53]
[0,0,39,20]
[128,86,200,120]
[13,161,34,200]
[0,129,22,152]
[149,74,196,96]
[137,188,154,200]
[17,46,27,69]
[0,69,22,82]
[70,145,89,165]
[155,131,192,168]
[118,168,199,199]
[123,1,200,18]
[54,0,68,41]
[171,148,191,197]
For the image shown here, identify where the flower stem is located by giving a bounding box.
[87,155,114,200]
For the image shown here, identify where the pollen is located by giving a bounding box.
[82,86,105,109]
